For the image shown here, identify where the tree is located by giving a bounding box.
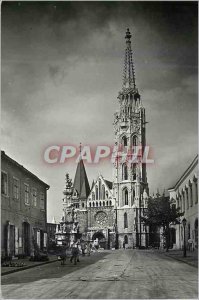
[142,195,183,251]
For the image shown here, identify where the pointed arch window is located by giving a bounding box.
[193,177,198,204]
[122,136,127,147]
[124,213,128,228]
[185,186,189,210]
[132,163,136,180]
[124,189,128,205]
[99,179,101,199]
[96,202,98,207]
[109,200,112,206]
[182,190,185,212]
[95,186,98,200]
[99,201,102,207]
[92,192,95,200]
[106,191,108,199]
[103,201,105,206]
[189,181,193,207]
[89,203,91,207]
[133,189,135,202]
[102,185,105,200]
[106,201,108,206]
[93,202,95,207]
[123,163,128,180]
[132,135,138,153]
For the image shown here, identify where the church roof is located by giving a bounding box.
[73,159,90,199]
[104,179,113,190]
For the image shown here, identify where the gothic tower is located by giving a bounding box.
[113,29,148,248]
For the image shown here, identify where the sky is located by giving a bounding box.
[2,1,198,223]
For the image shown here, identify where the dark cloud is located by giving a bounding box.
[1,1,198,221]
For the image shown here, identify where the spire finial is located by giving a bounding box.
[122,28,136,91]
[79,142,82,154]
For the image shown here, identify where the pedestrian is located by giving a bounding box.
[81,240,86,256]
[87,242,91,256]
[188,238,193,251]
[70,242,79,265]
[123,241,126,250]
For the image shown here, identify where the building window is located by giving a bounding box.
[133,189,135,202]
[189,182,193,207]
[178,194,182,212]
[182,191,185,212]
[185,187,189,210]
[106,191,108,199]
[176,197,179,208]
[24,184,30,205]
[96,202,98,207]
[99,201,102,207]
[124,212,128,228]
[1,172,8,195]
[89,202,91,207]
[32,189,37,207]
[106,201,108,206]
[99,179,101,199]
[132,135,138,153]
[92,192,95,200]
[122,136,127,147]
[103,201,105,206]
[93,202,95,207]
[109,200,112,206]
[132,163,136,180]
[102,185,105,199]
[82,202,85,208]
[95,186,98,200]
[123,163,128,180]
[13,177,19,199]
[40,193,45,210]
[194,178,198,204]
[124,189,128,205]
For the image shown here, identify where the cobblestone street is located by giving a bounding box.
[2,249,198,299]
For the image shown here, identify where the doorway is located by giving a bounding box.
[23,222,30,256]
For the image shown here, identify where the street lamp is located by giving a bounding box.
[182,218,187,257]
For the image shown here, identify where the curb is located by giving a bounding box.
[161,252,198,268]
[1,258,58,276]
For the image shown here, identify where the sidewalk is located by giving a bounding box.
[1,255,58,276]
[157,249,198,268]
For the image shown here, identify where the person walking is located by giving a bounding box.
[87,242,91,256]
[70,242,79,265]
[123,241,126,250]
[81,240,86,256]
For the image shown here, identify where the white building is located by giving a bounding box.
[168,155,198,250]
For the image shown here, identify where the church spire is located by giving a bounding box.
[122,28,136,91]
[73,145,90,200]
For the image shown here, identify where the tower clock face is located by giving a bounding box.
[95,211,108,226]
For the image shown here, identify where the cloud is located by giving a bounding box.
[1,2,198,221]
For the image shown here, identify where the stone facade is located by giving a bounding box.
[112,28,149,248]
[168,155,198,250]
[1,151,49,258]
[56,29,149,250]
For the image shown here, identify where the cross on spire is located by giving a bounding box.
[122,28,136,91]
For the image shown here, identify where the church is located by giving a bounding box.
[58,29,149,249]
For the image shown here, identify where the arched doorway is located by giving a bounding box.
[22,222,30,256]
[92,231,106,249]
[124,235,128,244]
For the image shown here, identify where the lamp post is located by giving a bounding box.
[182,218,187,257]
